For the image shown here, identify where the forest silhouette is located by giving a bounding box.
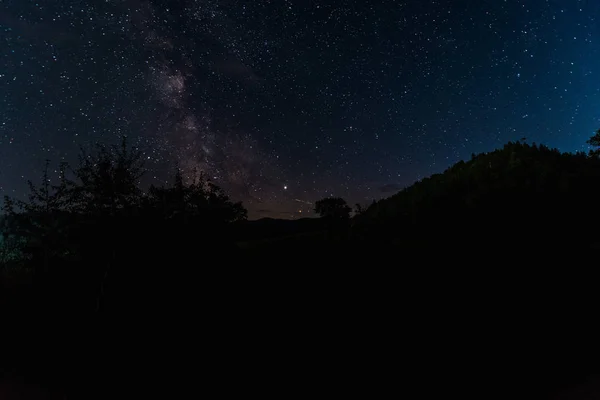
[3,134,600,398]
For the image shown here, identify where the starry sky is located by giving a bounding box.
[1,0,600,219]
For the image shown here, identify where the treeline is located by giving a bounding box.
[6,136,600,272]
[0,138,246,313]
[353,139,600,255]
[4,136,600,398]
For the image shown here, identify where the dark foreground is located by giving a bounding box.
[2,235,600,400]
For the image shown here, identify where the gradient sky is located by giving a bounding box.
[1,0,600,219]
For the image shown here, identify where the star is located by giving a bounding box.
[0,1,595,220]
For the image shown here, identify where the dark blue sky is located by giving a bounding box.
[1,0,599,218]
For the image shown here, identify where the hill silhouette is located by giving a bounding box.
[354,141,600,260]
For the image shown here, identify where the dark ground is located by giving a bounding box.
[2,222,600,399]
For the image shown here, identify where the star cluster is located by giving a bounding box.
[1,1,599,218]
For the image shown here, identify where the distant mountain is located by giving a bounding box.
[355,141,600,254]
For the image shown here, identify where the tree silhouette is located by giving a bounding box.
[2,160,72,272]
[71,136,145,216]
[587,129,600,155]
[315,197,352,219]
[1,136,248,281]
[147,168,247,224]
[0,215,27,267]
[355,203,364,215]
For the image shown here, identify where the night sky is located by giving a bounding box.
[1,1,600,219]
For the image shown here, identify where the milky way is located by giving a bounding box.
[1,1,600,218]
